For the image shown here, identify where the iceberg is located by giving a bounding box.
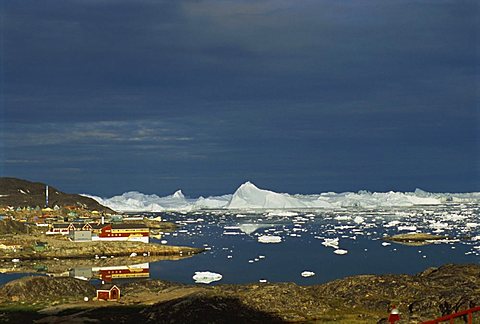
[83,190,193,212]
[258,235,282,243]
[192,271,222,284]
[301,271,315,277]
[322,238,340,249]
[227,182,307,209]
[83,181,480,212]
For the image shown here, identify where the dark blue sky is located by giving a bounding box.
[1,0,479,197]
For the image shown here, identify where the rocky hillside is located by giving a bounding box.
[0,219,30,235]
[0,177,114,213]
[0,276,95,304]
[0,264,478,323]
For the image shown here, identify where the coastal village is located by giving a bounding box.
[0,178,201,302]
[0,178,479,323]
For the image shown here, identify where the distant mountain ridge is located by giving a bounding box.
[0,177,114,213]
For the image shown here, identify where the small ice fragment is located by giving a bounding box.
[11,259,20,263]
[258,255,265,259]
[259,279,267,283]
[353,216,365,224]
[161,240,168,244]
[193,271,222,284]
[258,235,282,243]
[129,252,137,257]
[382,242,391,246]
[322,238,339,248]
[334,249,348,255]
[227,255,233,259]
[301,271,315,277]
[398,226,417,231]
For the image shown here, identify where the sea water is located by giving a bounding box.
[147,204,479,285]
[0,204,478,286]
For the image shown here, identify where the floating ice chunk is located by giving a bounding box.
[239,223,271,235]
[322,238,339,248]
[466,223,479,228]
[381,242,391,246]
[11,259,20,263]
[398,225,417,231]
[429,221,449,229]
[259,279,267,283]
[193,271,222,284]
[301,271,315,277]
[258,235,282,243]
[334,249,348,255]
[385,221,401,228]
[353,216,365,224]
[129,252,137,257]
[266,211,299,217]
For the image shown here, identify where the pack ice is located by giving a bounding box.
[84,181,480,212]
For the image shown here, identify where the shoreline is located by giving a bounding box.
[0,263,478,323]
[0,234,203,262]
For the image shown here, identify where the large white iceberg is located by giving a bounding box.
[83,181,480,212]
[227,182,307,209]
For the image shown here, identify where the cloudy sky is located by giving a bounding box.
[1,0,479,197]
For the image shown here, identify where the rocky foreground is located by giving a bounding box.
[0,263,478,323]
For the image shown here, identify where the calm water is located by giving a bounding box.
[1,204,479,286]
[148,206,479,285]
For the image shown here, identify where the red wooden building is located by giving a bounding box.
[96,284,120,301]
[95,223,149,243]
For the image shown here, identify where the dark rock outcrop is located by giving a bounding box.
[0,177,114,213]
[0,276,95,303]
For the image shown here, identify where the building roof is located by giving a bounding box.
[97,283,119,291]
[52,223,71,229]
[111,223,148,230]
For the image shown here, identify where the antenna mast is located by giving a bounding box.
[45,185,49,208]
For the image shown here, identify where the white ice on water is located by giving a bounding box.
[192,271,222,284]
[83,181,480,212]
[258,235,282,243]
[301,271,315,277]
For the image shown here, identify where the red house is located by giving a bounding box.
[94,223,149,243]
[96,284,120,301]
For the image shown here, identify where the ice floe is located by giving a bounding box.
[258,235,282,243]
[83,181,480,212]
[192,271,222,284]
[301,271,315,277]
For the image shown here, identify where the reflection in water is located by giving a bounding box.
[0,254,196,285]
[70,262,150,281]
